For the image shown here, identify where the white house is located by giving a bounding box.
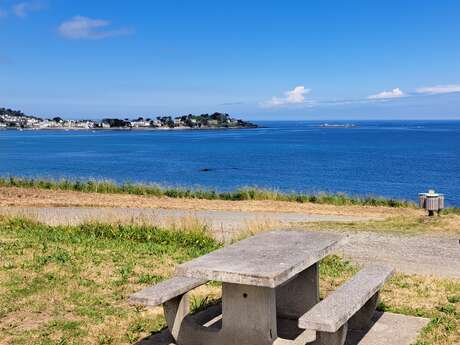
[130,120,151,128]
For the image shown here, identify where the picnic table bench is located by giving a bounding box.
[130,231,394,345]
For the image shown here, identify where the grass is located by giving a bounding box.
[0,176,416,208]
[0,217,458,344]
[442,208,460,216]
[296,214,460,235]
[380,274,460,345]
[0,217,220,344]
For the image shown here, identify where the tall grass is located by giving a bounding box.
[2,217,220,258]
[0,176,415,207]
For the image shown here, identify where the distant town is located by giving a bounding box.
[0,107,258,130]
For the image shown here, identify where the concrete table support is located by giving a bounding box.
[158,266,322,345]
[169,279,319,345]
[276,263,320,320]
[169,284,277,345]
[221,283,278,344]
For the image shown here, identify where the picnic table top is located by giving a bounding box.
[175,230,346,288]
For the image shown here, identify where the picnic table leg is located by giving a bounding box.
[221,282,278,345]
[173,283,278,345]
[276,263,320,319]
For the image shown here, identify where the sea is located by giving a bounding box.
[1,121,459,206]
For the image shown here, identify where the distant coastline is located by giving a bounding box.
[0,107,258,130]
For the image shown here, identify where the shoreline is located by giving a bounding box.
[0,125,259,131]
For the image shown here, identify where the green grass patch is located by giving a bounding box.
[0,176,415,207]
[0,217,220,344]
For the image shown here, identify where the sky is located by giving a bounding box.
[1,0,460,120]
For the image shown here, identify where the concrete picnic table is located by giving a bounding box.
[130,231,393,345]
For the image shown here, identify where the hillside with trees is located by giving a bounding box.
[0,108,257,130]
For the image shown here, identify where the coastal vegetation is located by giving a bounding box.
[0,177,415,208]
[0,107,257,130]
[0,217,458,344]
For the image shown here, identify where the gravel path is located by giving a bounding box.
[336,231,460,278]
[0,206,372,239]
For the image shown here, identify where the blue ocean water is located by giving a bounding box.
[1,121,459,206]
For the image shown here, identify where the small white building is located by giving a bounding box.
[39,120,58,128]
[74,121,95,129]
[130,120,151,128]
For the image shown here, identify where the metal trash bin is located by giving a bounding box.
[418,190,444,216]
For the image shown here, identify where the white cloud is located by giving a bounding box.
[416,84,460,95]
[264,86,311,107]
[11,1,44,17]
[368,88,405,100]
[58,16,133,40]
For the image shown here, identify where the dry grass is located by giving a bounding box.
[295,215,460,235]
[3,186,460,238]
[382,274,460,345]
[0,177,415,208]
[0,186,419,218]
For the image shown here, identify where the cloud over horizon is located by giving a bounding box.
[416,84,460,95]
[263,85,311,107]
[368,87,405,100]
[58,16,133,40]
[259,82,460,110]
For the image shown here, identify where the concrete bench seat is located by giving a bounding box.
[298,265,394,345]
[129,276,207,307]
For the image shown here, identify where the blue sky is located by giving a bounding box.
[1,0,460,120]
